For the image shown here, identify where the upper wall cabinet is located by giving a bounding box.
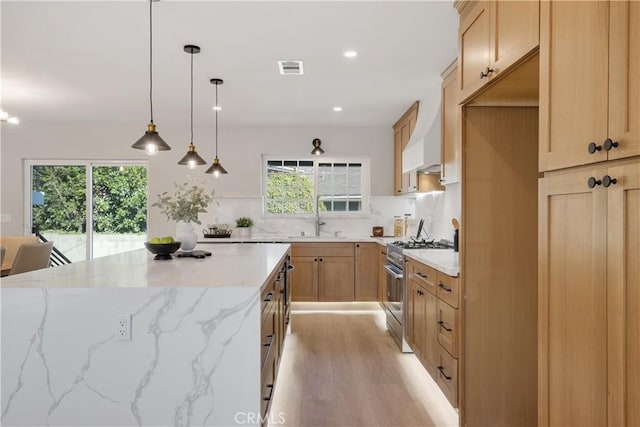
[440,61,460,185]
[393,102,419,195]
[456,0,540,103]
[539,0,640,172]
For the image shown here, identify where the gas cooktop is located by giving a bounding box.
[390,239,454,250]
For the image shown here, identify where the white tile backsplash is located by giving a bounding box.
[414,183,461,241]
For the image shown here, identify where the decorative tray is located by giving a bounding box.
[204,233,232,238]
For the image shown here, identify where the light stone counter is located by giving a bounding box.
[403,249,460,277]
[199,235,398,245]
[1,243,290,427]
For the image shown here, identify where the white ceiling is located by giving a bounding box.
[1,1,458,128]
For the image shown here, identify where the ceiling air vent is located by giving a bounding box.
[278,60,304,75]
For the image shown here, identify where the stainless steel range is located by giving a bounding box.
[382,224,453,352]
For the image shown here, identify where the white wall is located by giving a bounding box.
[1,123,394,237]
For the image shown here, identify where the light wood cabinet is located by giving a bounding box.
[457,0,539,102]
[290,256,318,301]
[539,0,640,171]
[318,256,355,302]
[539,158,640,426]
[377,245,386,304]
[393,102,419,195]
[354,243,378,301]
[441,61,460,185]
[291,243,355,302]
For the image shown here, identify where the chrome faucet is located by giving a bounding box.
[315,195,325,236]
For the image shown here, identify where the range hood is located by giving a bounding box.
[402,96,441,173]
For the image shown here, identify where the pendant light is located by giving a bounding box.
[131,0,170,155]
[205,78,228,177]
[177,45,206,169]
[311,138,325,155]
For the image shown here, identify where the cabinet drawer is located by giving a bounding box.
[437,299,459,358]
[261,279,275,316]
[261,313,275,369]
[407,260,438,294]
[291,243,354,257]
[436,345,458,408]
[436,271,460,308]
[260,350,276,421]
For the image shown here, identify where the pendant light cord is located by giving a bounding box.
[215,83,219,157]
[149,0,154,124]
[190,50,194,144]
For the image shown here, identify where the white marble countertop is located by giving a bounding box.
[403,249,460,277]
[200,235,397,245]
[0,243,290,289]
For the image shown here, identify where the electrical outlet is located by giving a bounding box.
[116,315,132,341]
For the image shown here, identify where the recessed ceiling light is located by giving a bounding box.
[212,106,222,111]
[333,106,343,112]
[343,50,358,58]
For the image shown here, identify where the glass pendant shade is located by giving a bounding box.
[311,138,325,155]
[132,122,171,155]
[205,157,228,177]
[177,143,206,169]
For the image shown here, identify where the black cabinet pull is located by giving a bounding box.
[314,258,317,262]
[604,138,619,151]
[319,258,323,262]
[438,366,452,380]
[416,272,428,279]
[479,67,494,79]
[264,384,274,401]
[588,177,602,188]
[602,175,618,187]
[356,244,360,247]
[263,334,274,347]
[263,292,273,302]
[588,142,602,154]
[438,283,452,293]
[438,321,452,332]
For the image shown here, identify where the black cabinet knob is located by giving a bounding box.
[588,177,602,188]
[604,138,619,151]
[602,175,618,187]
[588,142,602,154]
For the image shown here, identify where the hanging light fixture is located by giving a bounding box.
[205,78,228,177]
[177,45,206,169]
[311,138,325,155]
[131,0,170,155]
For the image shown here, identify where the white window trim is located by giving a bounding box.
[23,159,148,260]
[261,155,370,218]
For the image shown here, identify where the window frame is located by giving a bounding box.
[261,155,370,218]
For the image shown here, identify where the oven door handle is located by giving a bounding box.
[383,265,404,280]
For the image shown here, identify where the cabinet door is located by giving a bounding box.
[413,284,426,361]
[394,130,403,195]
[377,246,386,303]
[459,1,490,101]
[489,0,539,75]
[355,243,378,301]
[400,121,412,193]
[608,1,640,161]
[539,166,608,426]
[441,63,459,185]
[424,291,438,377]
[606,161,640,426]
[318,256,354,301]
[406,281,417,350]
[290,256,318,302]
[539,1,610,171]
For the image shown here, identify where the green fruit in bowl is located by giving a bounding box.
[150,237,162,244]
[161,236,175,244]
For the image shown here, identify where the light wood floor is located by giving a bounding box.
[269,303,458,427]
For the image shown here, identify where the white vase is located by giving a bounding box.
[236,227,251,238]
[176,221,197,251]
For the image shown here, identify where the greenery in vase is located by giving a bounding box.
[152,182,213,225]
[235,217,254,228]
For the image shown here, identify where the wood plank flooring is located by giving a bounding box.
[269,303,458,427]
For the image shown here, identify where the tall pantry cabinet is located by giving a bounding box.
[538,1,640,426]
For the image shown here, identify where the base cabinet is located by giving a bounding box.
[290,256,318,301]
[355,243,379,301]
[318,257,355,301]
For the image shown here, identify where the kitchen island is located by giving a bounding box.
[1,243,290,427]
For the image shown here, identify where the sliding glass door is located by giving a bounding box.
[27,161,147,261]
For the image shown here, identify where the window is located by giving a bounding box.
[25,160,148,261]
[263,156,368,216]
